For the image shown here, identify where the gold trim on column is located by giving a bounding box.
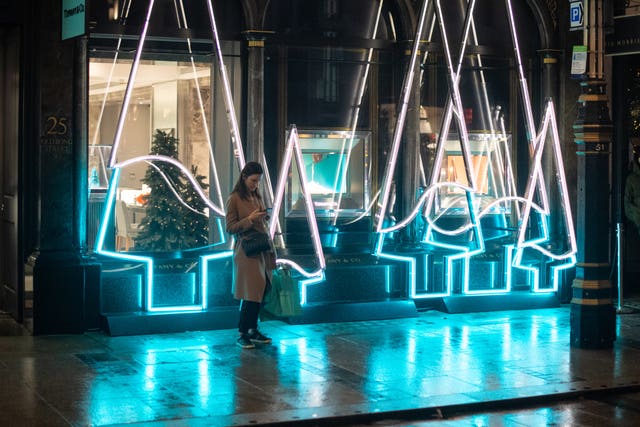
[579,94,609,102]
[572,279,611,289]
[248,40,265,48]
[571,297,613,305]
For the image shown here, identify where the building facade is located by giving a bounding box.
[0,0,632,339]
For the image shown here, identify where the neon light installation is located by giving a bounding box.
[95,0,242,312]
[374,0,576,298]
[270,126,326,301]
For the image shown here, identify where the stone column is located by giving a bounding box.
[569,0,616,349]
[244,31,267,164]
[32,2,100,334]
[571,79,615,348]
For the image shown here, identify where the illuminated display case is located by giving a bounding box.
[283,129,372,252]
[431,132,514,216]
[420,131,516,251]
[286,129,371,218]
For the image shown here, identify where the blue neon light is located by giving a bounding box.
[95,167,232,312]
[94,0,244,313]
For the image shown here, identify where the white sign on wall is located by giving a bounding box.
[571,45,587,77]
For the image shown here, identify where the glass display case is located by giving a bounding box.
[286,129,371,219]
[430,132,514,216]
[420,131,516,246]
[282,129,373,252]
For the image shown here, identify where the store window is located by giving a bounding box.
[87,52,241,253]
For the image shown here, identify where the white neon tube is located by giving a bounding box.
[431,0,477,191]
[145,162,207,215]
[269,130,295,239]
[331,0,384,225]
[109,0,156,167]
[262,152,284,248]
[291,128,326,270]
[466,14,513,215]
[504,0,549,212]
[175,0,225,211]
[204,0,245,170]
[515,101,577,261]
[421,0,483,250]
[90,38,123,176]
[376,0,430,232]
[270,126,326,275]
[423,0,477,222]
[115,155,225,217]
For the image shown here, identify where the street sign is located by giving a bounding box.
[570,1,584,31]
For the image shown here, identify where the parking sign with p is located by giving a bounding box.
[570,1,584,31]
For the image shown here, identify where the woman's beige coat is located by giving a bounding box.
[225,192,276,302]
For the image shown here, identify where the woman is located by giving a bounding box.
[225,161,276,349]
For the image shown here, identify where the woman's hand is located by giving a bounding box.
[248,208,268,224]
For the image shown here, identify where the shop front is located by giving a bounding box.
[71,0,578,336]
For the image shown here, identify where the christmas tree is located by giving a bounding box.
[134,129,209,251]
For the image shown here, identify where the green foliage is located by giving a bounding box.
[135,129,209,251]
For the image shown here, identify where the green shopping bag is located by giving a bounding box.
[262,267,302,318]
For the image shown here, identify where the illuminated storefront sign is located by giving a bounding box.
[61,0,85,40]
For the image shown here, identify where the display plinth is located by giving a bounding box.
[435,292,560,314]
[285,300,418,325]
[102,307,239,336]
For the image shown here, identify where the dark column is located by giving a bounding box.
[570,79,615,348]
[32,3,100,334]
[244,32,267,164]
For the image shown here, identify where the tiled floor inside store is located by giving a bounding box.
[2,301,640,426]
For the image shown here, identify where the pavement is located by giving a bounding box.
[2,299,640,426]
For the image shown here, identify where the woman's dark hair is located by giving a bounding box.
[232,161,264,200]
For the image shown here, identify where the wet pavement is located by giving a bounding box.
[1,302,640,426]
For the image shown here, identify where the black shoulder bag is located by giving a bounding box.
[241,230,272,257]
